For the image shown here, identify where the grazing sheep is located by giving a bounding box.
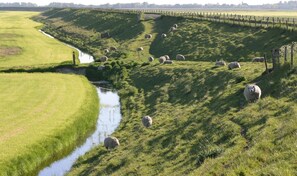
[100,56,108,62]
[164,55,170,60]
[173,24,178,28]
[110,46,117,51]
[169,27,177,32]
[104,136,120,150]
[148,56,154,62]
[228,62,241,70]
[137,47,144,52]
[159,56,166,63]
[215,60,226,67]
[176,54,185,60]
[142,116,153,128]
[252,57,265,62]
[244,84,262,103]
[104,49,109,54]
[161,33,167,38]
[164,60,174,64]
[145,34,152,39]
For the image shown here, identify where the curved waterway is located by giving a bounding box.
[39,85,121,176]
[39,30,94,63]
[39,30,121,175]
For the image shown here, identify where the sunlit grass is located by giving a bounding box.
[0,11,74,68]
[0,73,99,175]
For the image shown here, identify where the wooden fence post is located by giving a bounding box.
[284,46,287,62]
[291,43,295,67]
[264,54,268,73]
[72,51,76,66]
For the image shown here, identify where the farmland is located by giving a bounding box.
[0,11,74,69]
[0,11,99,175]
[34,9,297,175]
[0,8,296,175]
[0,73,98,175]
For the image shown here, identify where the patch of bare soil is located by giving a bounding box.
[0,46,22,57]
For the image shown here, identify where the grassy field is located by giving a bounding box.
[69,61,297,175]
[0,8,292,175]
[37,9,297,175]
[0,11,75,68]
[0,73,99,175]
[39,9,297,64]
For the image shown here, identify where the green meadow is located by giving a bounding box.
[0,8,296,175]
[36,9,297,175]
[0,11,99,175]
[0,11,74,69]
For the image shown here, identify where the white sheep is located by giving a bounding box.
[161,33,167,38]
[164,55,170,60]
[137,47,144,52]
[244,84,262,103]
[159,56,166,63]
[170,27,177,32]
[215,60,226,67]
[100,56,108,62]
[176,54,185,60]
[104,136,120,149]
[145,34,152,39]
[228,62,241,70]
[142,116,153,128]
[173,24,178,28]
[148,56,154,62]
[104,49,109,54]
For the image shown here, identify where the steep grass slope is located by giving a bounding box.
[69,62,297,175]
[0,73,99,175]
[35,8,145,59]
[150,16,297,62]
[0,11,74,68]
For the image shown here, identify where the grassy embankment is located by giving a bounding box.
[0,11,99,175]
[38,9,297,63]
[36,9,297,175]
[0,11,76,69]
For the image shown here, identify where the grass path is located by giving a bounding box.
[0,11,74,68]
[0,73,99,175]
[121,20,157,62]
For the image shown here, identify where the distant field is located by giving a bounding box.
[0,11,74,68]
[208,10,297,18]
[0,73,98,175]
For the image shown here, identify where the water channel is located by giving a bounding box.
[38,30,121,176]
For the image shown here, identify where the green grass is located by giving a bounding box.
[0,73,99,175]
[0,11,75,69]
[150,16,297,62]
[69,62,297,176]
[36,9,297,176]
[0,8,292,175]
[35,8,145,59]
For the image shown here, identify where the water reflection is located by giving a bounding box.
[39,86,121,176]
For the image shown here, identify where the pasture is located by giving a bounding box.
[0,73,98,175]
[0,11,74,69]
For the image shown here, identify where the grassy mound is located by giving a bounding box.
[150,16,297,62]
[69,62,297,175]
[0,11,74,68]
[0,73,99,175]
